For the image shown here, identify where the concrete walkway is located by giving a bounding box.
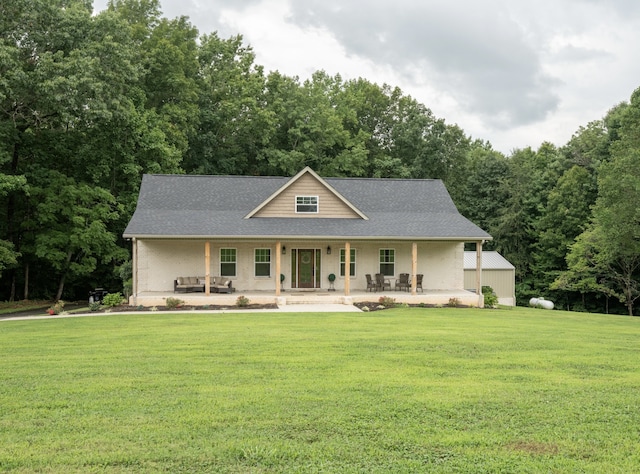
[1,303,363,321]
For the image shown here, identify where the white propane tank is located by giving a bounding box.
[529,297,554,310]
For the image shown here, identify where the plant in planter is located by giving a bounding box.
[165,297,184,309]
[47,300,65,315]
[236,295,250,307]
[101,292,124,308]
[328,273,336,291]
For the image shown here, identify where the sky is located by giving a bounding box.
[94,0,640,154]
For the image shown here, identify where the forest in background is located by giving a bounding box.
[2,0,640,315]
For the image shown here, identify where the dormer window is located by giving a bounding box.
[296,196,318,213]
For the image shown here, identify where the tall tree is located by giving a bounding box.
[184,33,273,175]
[492,143,560,300]
[532,165,597,305]
[554,88,640,315]
[456,141,509,243]
[30,170,127,300]
[0,0,136,299]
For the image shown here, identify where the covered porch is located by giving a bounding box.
[129,288,481,308]
[130,238,487,308]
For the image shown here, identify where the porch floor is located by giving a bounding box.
[130,288,481,308]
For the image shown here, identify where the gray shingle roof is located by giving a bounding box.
[123,173,492,241]
[464,251,514,270]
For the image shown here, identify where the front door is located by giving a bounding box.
[298,249,315,288]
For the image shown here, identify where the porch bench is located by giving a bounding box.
[210,276,234,293]
[174,276,205,293]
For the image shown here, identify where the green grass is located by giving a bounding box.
[0,300,50,315]
[1,308,639,473]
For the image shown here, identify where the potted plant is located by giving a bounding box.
[47,300,65,315]
[328,273,336,291]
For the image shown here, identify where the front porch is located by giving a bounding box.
[130,288,481,308]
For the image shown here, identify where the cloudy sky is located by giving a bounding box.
[94,0,640,154]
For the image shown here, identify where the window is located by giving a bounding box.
[340,248,356,277]
[254,248,271,277]
[379,249,395,276]
[296,195,318,213]
[220,248,236,276]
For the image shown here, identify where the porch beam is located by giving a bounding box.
[275,241,282,296]
[476,240,484,308]
[132,238,138,306]
[344,241,351,296]
[205,241,211,296]
[411,242,418,295]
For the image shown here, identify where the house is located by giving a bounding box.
[464,251,516,306]
[123,167,492,306]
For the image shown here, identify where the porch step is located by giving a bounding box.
[285,299,343,305]
[284,293,343,305]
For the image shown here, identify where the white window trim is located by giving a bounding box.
[379,248,395,277]
[295,195,319,214]
[340,248,357,278]
[220,248,237,277]
[254,248,271,278]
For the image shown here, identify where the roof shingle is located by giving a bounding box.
[123,173,492,241]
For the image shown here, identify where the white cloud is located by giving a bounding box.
[92,0,640,154]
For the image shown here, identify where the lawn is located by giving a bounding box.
[1,307,639,473]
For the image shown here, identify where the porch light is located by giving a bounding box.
[282,245,286,255]
[326,246,331,255]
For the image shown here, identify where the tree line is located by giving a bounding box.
[1,0,639,315]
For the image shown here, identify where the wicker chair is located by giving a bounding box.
[395,273,410,291]
[375,273,391,291]
[365,274,377,292]
[416,274,423,292]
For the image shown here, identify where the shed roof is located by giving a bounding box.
[464,251,514,270]
[123,171,492,241]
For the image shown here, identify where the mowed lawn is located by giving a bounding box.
[1,308,639,473]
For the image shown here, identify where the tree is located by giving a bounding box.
[0,0,136,299]
[533,165,597,306]
[184,33,274,175]
[261,71,360,177]
[555,145,640,315]
[30,170,127,300]
[455,141,509,241]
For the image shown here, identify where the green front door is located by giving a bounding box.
[298,249,315,288]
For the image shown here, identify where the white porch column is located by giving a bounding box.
[411,242,418,295]
[132,238,138,306]
[275,241,282,296]
[476,241,484,308]
[344,241,351,296]
[205,241,211,296]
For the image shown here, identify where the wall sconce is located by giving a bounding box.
[282,245,286,255]
[326,246,331,255]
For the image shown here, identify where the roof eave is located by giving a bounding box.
[123,234,492,241]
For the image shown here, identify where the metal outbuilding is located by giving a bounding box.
[464,251,515,306]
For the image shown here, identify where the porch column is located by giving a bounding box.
[344,241,351,296]
[476,240,484,308]
[132,238,138,306]
[275,241,282,296]
[205,241,211,296]
[411,242,418,295]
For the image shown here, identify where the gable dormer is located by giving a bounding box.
[245,167,368,219]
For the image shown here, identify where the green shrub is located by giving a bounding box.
[236,295,250,307]
[447,297,461,308]
[101,292,124,308]
[47,300,65,315]
[88,301,102,312]
[482,286,499,308]
[378,296,396,307]
[165,297,184,309]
